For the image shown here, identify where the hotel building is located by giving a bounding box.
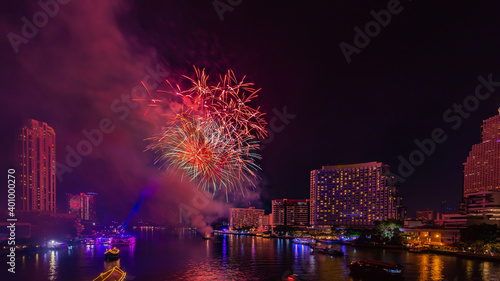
[258,214,272,232]
[310,161,403,227]
[67,193,97,222]
[272,199,309,227]
[229,207,265,229]
[463,110,500,226]
[18,119,56,213]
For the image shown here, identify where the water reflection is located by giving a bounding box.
[430,255,444,280]
[14,231,500,281]
[128,243,135,257]
[104,259,120,272]
[481,262,489,279]
[48,250,56,281]
[221,235,227,269]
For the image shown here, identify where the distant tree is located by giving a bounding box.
[374,220,403,241]
[344,229,361,237]
[460,224,498,244]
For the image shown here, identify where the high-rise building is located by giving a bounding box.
[464,109,500,194]
[67,193,97,222]
[463,110,500,227]
[310,161,403,227]
[18,119,56,213]
[272,199,309,227]
[229,207,264,229]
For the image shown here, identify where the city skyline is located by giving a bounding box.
[9,112,500,223]
[2,1,500,222]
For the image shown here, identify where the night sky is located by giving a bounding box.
[2,1,500,223]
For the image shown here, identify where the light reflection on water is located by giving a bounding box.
[12,229,500,281]
[48,250,56,281]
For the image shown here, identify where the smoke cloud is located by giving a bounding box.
[0,0,263,227]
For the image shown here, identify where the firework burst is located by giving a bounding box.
[145,67,266,196]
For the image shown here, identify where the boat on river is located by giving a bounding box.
[292,238,315,245]
[92,266,126,281]
[104,247,120,261]
[348,259,404,280]
[112,234,135,245]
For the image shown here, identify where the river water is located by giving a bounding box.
[6,228,500,280]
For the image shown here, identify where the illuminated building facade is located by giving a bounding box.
[464,109,500,194]
[463,110,500,226]
[18,119,56,213]
[258,214,272,231]
[272,199,309,227]
[463,191,500,226]
[67,193,97,222]
[310,162,403,227]
[229,207,264,229]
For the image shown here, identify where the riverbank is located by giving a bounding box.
[341,241,500,262]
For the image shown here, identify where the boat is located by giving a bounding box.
[323,248,344,256]
[104,248,120,261]
[292,238,315,245]
[310,245,344,256]
[97,236,114,244]
[408,246,423,253]
[47,240,67,249]
[112,234,135,245]
[92,266,126,281]
[202,233,213,240]
[348,259,404,280]
[262,233,271,238]
[311,245,327,252]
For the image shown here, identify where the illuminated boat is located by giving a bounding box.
[262,233,271,238]
[292,238,315,245]
[97,236,114,244]
[111,235,135,245]
[104,247,120,261]
[202,233,213,240]
[348,259,404,279]
[47,240,67,249]
[408,246,423,253]
[92,266,126,281]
